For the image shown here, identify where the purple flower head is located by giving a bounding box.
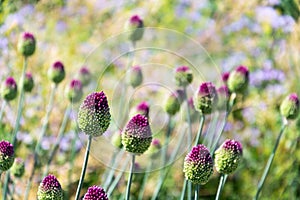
[83,186,108,200]
[0,140,14,157]
[147,138,161,158]
[183,144,213,184]
[214,139,243,174]
[152,138,161,147]
[0,140,15,171]
[280,93,299,120]
[193,82,218,114]
[136,101,149,117]
[175,66,193,86]
[37,174,63,200]
[48,61,65,84]
[1,77,18,101]
[228,65,249,94]
[176,66,190,72]
[130,15,143,26]
[127,15,144,41]
[197,82,217,96]
[80,66,90,74]
[78,66,91,86]
[22,32,35,40]
[70,79,82,90]
[5,77,17,87]
[66,79,83,103]
[78,91,111,137]
[122,114,152,154]
[236,65,249,77]
[222,72,230,83]
[18,32,36,57]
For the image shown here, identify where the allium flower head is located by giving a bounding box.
[78,66,91,87]
[280,93,299,120]
[136,101,149,117]
[11,157,25,178]
[222,72,230,83]
[122,114,152,154]
[37,174,63,200]
[17,32,36,57]
[111,131,123,149]
[126,15,144,42]
[48,61,66,84]
[146,138,161,158]
[183,144,213,184]
[129,65,143,88]
[78,91,111,137]
[65,79,83,103]
[24,72,34,92]
[214,139,243,174]
[164,92,181,116]
[193,82,218,114]
[175,66,193,87]
[83,185,108,200]
[0,140,14,171]
[1,77,18,101]
[228,65,249,94]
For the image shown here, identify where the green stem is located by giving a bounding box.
[184,87,192,148]
[188,181,192,200]
[24,83,57,200]
[215,174,225,200]
[195,184,199,200]
[138,162,152,199]
[103,150,125,190]
[75,135,92,200]
[43,105,71,177]
[161,115,172,168]
[254,119,288,200]
[125,154,135,200]
[180,179,187,200]
[3,56,28,200]
[194,115,205,146]
[0,100,7,122]
[107,156,130,197]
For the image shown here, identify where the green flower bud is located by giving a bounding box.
[48,61,65,84]
[280,93,299,120]
[11,157,25,178]
[214,139,243,174]
[24,72,34,92]
[111,131,123,149]
[125,15,144,42]
[193,82,218,114]
[1,77,18,101]
[65,79,83,103]
[17,32,36,57]
[129,65,143,88]
[175,66,193,87]
[228,66,249,94]
[37,174,63,200]
[164,93,181,116]
[77,66,91,87]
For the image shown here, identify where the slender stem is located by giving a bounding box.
[188,181,192,200]
[161,115,172,168]
[254,120,288,200]
[138,162,152,199]
[43,104,71,177]
[195,184,199,200]
[0,100,7,122]
[75,135,92,200]
[126,154,135,200]
[3,56,28,200]
[194,115,205,146]
[184,87,192,148]
[103,150,125,190]
[102,150,118,184]
[24,83,57,200]
[215,174,225,200]
[107,156,130,197]
[180,179,188,200]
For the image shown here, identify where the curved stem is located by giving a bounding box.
[215,174,225,200]
[126,154,135,200]
[195,184,199,200]
[254,120,288,200]
[107,156,130,197]
[3,56,28,200]
[0,100,7,122]
[184,87,192,148]
[43,104,71,177]
[24,83,57,200]
[194,115,205,146]
[75,135,92,200]
[138,162,152,199]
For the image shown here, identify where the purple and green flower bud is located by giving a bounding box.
[146,138,161,158]
[11,157,25,178]
[129,65,143,88]
[1,77,18,101]
[136,101,149,117]
[222,72,230,84]
[17,32,36,57]
[227,66,249,94]
[65,79,83,103]
[48,61,65,84]
[122,114,152,155]
[175,89,186,104]
[164,92,181,116]
[217,85,230,110]
[280,93,299,120]
[83,185,108,200]
[24,72,34,92]
[111,131,123,149]
[214,139,243,174]
[183,144,213,184]
[175,66,193,87]
[78,66,91,87]
[126,15,144,42]
[37,174,63,200]
[0,140,14,171]
[193,82,218,114]
[78,92,111,137]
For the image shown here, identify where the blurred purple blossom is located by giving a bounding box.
[220,52,246,71]
[17,132,33,145]
[56,21,68,33]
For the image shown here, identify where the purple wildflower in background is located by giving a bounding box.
[37,174,63,200]
[83,185,108,200]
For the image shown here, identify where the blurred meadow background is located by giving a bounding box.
[0,0,300,199]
